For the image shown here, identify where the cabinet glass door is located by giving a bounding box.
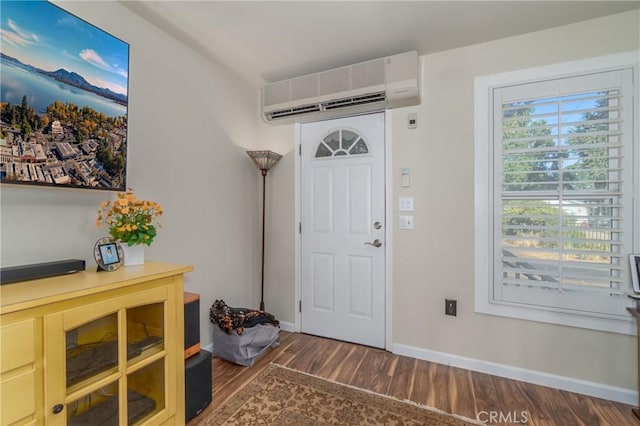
[66,313,118,388]
[45,285,172,425]
[125,302,166,424]
[127,303,164,361]
[66,382,119,426]
[127,359,165,424]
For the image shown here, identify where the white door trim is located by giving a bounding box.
[384,113,393,351]
[293,113,393,350]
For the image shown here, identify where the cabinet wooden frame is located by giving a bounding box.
[0,262,192,426]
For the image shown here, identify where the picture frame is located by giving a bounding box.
[0,0,129,190]
[94,237,123,271]
[631,254,640,294]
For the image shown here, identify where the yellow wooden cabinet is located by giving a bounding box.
[0,262,193,426]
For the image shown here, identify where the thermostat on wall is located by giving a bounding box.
[408,113,417,129]
[401,167,410,187]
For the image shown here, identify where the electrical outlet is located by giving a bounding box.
[445,299,457,316]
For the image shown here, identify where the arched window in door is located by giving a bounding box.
[314,129,369,158]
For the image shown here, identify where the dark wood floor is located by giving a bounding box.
[188,331,638,425]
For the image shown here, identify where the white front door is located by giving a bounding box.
[300,112,385,348]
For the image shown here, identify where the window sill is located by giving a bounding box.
[475,297,636,335]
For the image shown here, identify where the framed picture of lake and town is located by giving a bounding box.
[0,1,129,191]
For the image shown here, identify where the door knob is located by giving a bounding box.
[364,239,382,248]
[52,404,64,414]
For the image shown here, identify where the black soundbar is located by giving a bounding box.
[1,259,86,285]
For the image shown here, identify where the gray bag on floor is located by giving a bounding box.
[212,323,280,366]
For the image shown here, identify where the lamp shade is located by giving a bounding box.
[246,150,282,171]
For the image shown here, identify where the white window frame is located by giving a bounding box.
[474,52,640,335]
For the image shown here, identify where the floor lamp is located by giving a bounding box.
[247,150,282,311]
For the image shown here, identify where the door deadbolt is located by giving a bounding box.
[373,221,382,229]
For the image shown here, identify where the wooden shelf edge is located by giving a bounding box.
[1,262,194,315]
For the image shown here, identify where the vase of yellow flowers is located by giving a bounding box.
[96,189,162,266]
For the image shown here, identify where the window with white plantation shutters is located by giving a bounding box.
[475,54,639,333]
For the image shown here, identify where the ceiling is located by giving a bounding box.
[122,1,640,88]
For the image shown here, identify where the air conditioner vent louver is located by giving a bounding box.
[267,104,322,120]
[262,51,419,124]
[323,92,386,110]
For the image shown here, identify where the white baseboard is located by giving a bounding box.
[279,321,295,332]
[392,343,637,405]
[205,331,635,404]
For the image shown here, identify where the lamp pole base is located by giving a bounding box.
[260,301,265,312]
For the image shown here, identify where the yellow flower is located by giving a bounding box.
[96,189,162,247]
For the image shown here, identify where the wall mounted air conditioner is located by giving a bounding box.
[261,51,420,124]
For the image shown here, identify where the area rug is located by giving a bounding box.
[200,363,480,425]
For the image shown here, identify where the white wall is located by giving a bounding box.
[262,10,640,392]
[391,9,639,392]
[256,120,296,321]
[0,1,261,351]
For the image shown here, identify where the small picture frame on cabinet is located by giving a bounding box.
[631,254,640,294]
[94,237,124,272]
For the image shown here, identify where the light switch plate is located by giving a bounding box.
[399,197,414,211]
[399,215,414,229]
